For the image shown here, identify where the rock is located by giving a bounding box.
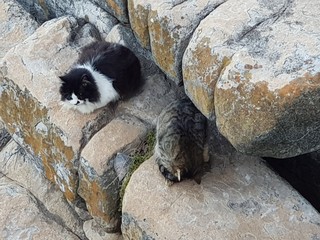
[119,73,185,125]
[16,0,118,37]
[103,0,128,23]
[0,0,39,59]
[129,0,226,83]
[83,219,123,240]
[182,0,320,157]
[122,153,320,238]
[0,175,81,240]
[78,116,148,233]
[0,16,108,203]
[0,127,10,151]
[0,139,86,238]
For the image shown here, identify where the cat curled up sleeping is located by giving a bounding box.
[155,98,209,184]
[59,41,143,114]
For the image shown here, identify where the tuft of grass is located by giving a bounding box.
[119,130,156,210]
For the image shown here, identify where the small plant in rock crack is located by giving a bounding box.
[118,130,156,210]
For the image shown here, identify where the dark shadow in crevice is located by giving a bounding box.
[264,152,320,213]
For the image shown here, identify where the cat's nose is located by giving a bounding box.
[76,101,80,105]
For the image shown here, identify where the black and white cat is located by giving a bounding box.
[59,41,142,114]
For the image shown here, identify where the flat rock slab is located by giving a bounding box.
[122,156,320,239]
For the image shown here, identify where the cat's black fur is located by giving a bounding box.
[59,41,143,113]
[155,98,208,183]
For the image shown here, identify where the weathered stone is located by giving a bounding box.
[78,116,148,233]
[0,16,109,203]
[0,139,86,238]
[83,219,123,240]
[129,0,226,83]
[214,0,320,157]
[0,0,39,59]
[103,0,128,23]
[16,0,118,37]
[183,0,289,118]
[0,175,81,239]
[122,155,320,239]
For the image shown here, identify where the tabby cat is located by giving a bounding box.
[155,98,209,184]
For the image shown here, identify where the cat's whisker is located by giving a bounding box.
[176,169,181,182]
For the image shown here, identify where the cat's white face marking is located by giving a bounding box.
[68,93,85,106]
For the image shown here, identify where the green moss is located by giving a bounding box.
[119,130,156,211]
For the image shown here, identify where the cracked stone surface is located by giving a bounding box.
[0,140,85,239]
[0,175,81,240]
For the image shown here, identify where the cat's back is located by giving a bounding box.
[157,98,207,145]
[77,41,114,64]
[77,41,138,67]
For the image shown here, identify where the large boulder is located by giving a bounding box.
[102,0,129,23]
[183,0,320,157]
[122,156,320,239]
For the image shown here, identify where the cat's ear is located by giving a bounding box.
[81,74,91,87]
[59,75,66,82]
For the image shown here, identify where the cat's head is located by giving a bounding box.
[155,139,192,183]
[59,68,100,107]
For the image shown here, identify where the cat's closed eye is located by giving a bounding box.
[66,95,72,100]
[78,92,84,99]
